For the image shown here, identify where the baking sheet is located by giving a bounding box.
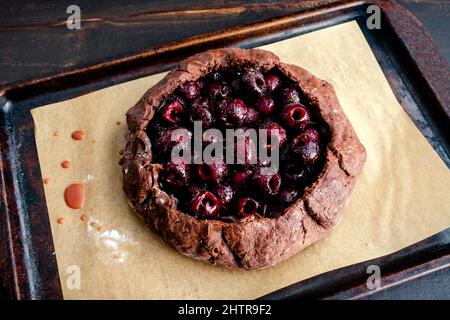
[31,21,450,299]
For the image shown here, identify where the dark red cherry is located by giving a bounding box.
[163,95,186,108]
[291,134,321,165]
[197,161,228,184]
[216,98,248,127]
[282,103,310,129]
[237,197,259,218]
[151,67,327,221]
[212,184,235,207]
[161,100,186,124]
[179,80,200,100]
[281,85,301,105]
[245,107,259,126]
[255,95,275,117]
[260,121,288,148]
[253,170,281,196]
[231,168,253,185]
[163,160,190,187]
[278,186,300,204]
[190,97,214,127]
[242,70,266,98]
[291,134,305,153]
[300,128,320,143]
[153,127,192,155]
[190,191,220,218]
[264,74,281,93]
[282,163,309,184]
[301,141,320,165]
[205,82,230,100]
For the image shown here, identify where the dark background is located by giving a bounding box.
[0,0,449,299]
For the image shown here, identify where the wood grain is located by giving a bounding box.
[0,0,340,86]
[0,0,449,300]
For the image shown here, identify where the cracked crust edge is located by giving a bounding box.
[120,48,366,270]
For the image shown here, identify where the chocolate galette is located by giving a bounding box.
[120,48,366,270]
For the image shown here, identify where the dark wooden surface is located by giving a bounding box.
[0,0,449,300]
[350,0,450,300]
[1,0,447,88]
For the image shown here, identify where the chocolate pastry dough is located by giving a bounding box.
[121,48,366,270]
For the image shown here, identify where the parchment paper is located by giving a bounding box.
[31,21,450,299]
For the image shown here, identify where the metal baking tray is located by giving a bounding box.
[1,0,449,299]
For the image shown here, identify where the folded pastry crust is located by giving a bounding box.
[120,48,366,270]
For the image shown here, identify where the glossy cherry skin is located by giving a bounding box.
[264,74,281,93]
[299,128,320,143]
[190,191,221,218]
[190,97,214,127]
[153,127,192,155]
[291,133,321,165]
[161,100,186,125]
[259,121,288,148]
[255,95,275,117]
[236,197,260,218]
[282,103,310,129]
[212,184,235,207]
[281,85,301,105]
[216,98,248,127]
[163,160,190,187]
[300,141,320,165]
[253,170,282,196]
[179,80,200,100]
[196,161,228,184]
[205,82,230,100]
[153,66,328,220]
[242,69,266,98]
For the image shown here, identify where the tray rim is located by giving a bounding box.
[1,0,449,300]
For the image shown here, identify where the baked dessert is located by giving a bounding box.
[120,48,366,270]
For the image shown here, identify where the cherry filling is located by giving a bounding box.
[231,169,253,185]
[163,160,190,187]
[197,162,228,184]
[179,80,201,100]
[190,191,220,218]
[283,103,310,129]
[161,100,186,124]
[149,66,329,220]
[255,96,276,117]
[253,170,282,196]
[237,197,260,218]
